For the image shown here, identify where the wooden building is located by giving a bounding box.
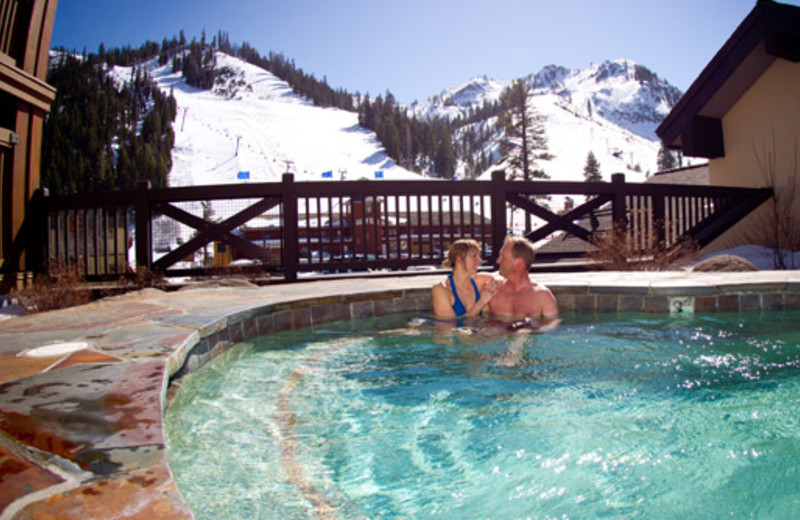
[0,0,59,291]
[657,0,800,255]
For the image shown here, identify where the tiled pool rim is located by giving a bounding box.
[171,272,800,379]
[1,271,799,519]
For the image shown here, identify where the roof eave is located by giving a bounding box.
[656,1,800,154]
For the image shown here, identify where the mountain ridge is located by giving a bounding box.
[415,58,681,142]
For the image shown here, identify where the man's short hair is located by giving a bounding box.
[504,236,536,268]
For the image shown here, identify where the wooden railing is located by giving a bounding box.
[30,170,773,281]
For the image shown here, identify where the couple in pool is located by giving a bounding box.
[431,236,558,328]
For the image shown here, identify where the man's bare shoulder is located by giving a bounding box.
[530,281,555,294]
[490,280,558,318]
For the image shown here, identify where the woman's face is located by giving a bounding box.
[461,248,482,274]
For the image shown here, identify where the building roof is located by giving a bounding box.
[656,0,800,158]
[646,163,709,185]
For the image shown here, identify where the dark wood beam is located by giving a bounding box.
[681,116,725,159]
[765,30,800,62]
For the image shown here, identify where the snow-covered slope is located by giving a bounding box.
[490,91,660,183]
[121,53,423,188]
[111,52,683,189]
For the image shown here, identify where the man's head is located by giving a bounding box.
[497,236,536,276]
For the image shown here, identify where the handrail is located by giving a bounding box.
[31,170,773,281]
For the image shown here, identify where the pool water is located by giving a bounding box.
[166,311,800,519]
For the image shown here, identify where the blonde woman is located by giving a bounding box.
[431,239,502,317]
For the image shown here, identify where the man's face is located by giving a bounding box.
[496,243,516,277]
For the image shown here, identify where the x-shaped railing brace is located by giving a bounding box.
[152,197,280,271]
[506,192,613,243]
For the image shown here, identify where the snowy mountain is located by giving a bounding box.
[412,75,507,121]
[416,59,681,142]
[108,52,682,189]
[411,58,684,183]
[550,59,682,141]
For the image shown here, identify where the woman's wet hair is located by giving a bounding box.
[443,239,481,269]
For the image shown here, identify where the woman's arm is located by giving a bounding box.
[462,276,503,317]
[431,283,456,317]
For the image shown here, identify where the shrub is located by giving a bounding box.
[13,263,91,313]
[587,222,698,271]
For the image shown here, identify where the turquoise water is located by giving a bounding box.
[166,311,800,519]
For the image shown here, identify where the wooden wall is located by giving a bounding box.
[0,0,59,291]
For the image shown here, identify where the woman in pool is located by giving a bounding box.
[431,239,502,318]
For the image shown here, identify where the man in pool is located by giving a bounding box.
[489,236,559,321]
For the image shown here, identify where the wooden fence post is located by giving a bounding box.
[652,195,666,246]
[611,173,628,232]
[490,170,507,262]
[135,181,152,271]
[281,173,298,281]
[27,187,49,274]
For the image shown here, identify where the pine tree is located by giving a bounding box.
[657,145,678,171]
[583,151,602,182]
[497,79,551,232]
[498,79,549,182]
[433,122,455,179]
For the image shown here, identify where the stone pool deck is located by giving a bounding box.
[1,270,799,519]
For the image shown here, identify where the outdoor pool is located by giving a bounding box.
[166,310,800,519]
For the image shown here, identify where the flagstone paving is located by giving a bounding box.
[1,271,798,518]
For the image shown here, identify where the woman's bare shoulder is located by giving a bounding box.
[432,277,451,293]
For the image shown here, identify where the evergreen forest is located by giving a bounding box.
[43,51,177,194]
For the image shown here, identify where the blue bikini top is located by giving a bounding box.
[448,273,479,316]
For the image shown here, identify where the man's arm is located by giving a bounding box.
[539,288,559,319]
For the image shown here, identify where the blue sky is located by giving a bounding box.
[51,0,800,104]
